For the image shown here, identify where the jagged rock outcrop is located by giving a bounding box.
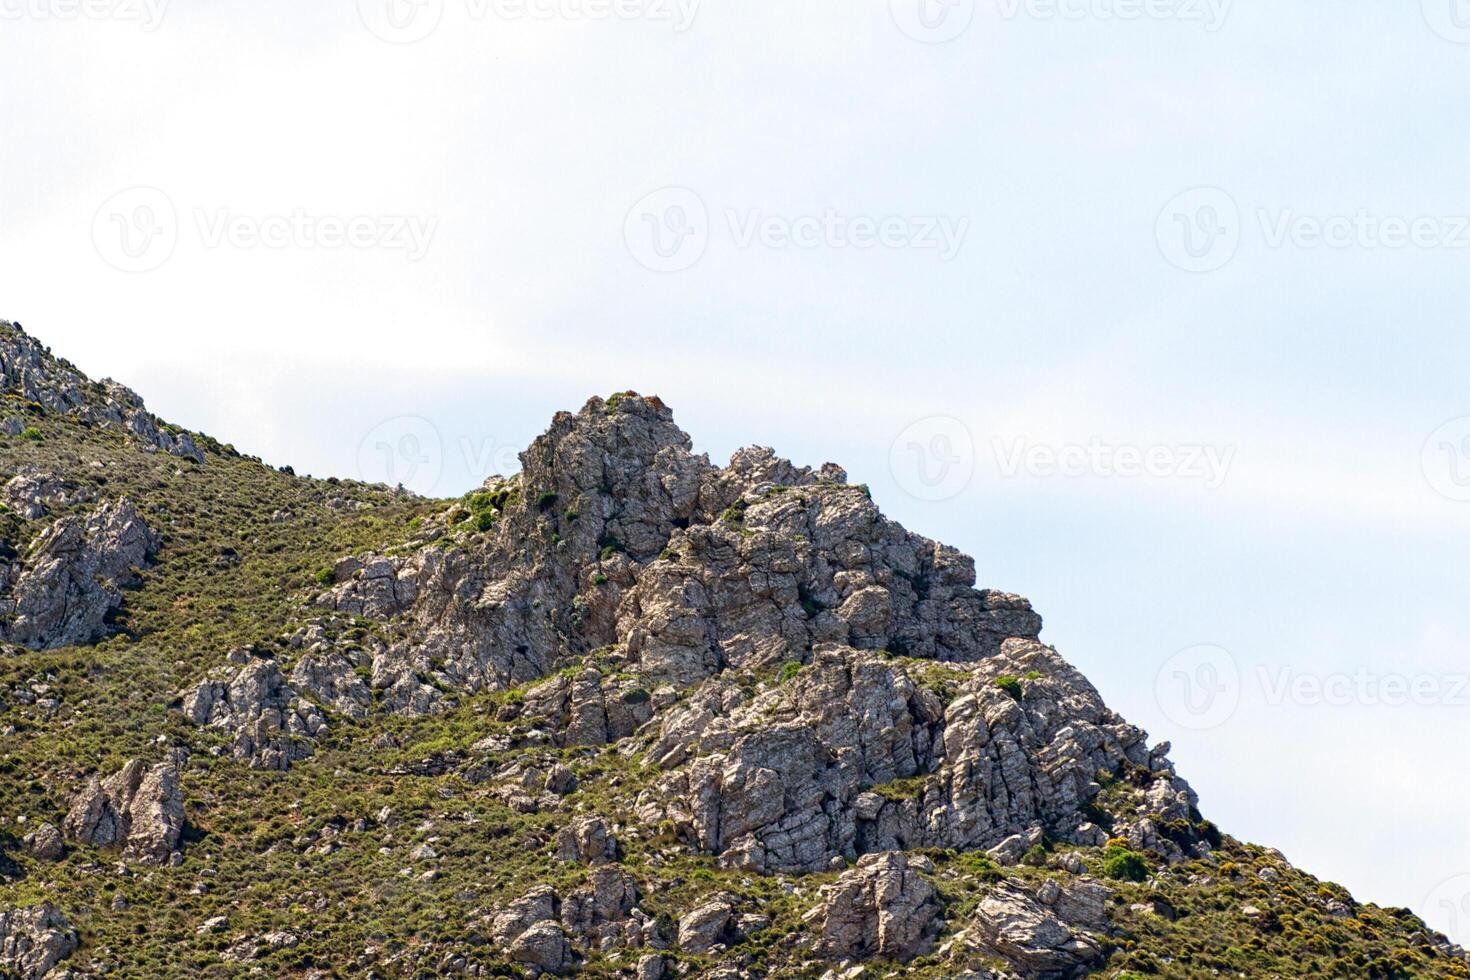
[2,472,81,520]
[490,869,671,973]
[676,893,767,955]
[0,320,208,462]
[809,852,941,962]
[554,815,619,865]
[63,759,185,865]
[964,877,1114,978]
[635,640,1200,874]
[0,903,78,979]
[0,497,158,649]
[521,667,654,747]
[316,395,1040,718]
[179,657,328,769]
[22,823,63,861]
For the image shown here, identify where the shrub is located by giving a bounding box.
[313,567,335,586]
[536,491,559,512]
[20,426,42,441]
[1021,842,1048,867]
[474,511,496,532]
[994,676,1023,700]
[778,661,804,684]
[1102,845,1150,882]
[591,573,608,586]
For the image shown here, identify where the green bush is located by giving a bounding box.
[994,676,1023,700]
[1102,844,1150,882]
[778,661,804,684]
[20,426,42,441]
[313,567,335,586]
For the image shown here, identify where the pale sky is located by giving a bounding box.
[4,0,1470,943]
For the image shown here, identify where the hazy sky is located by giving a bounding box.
[4,0,1470,943]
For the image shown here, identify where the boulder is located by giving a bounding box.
[0,903,77,979]
[1,498,158,649]
[63,758,185,865]
[809,851,940,962]
[967,877,1113,977]
[554,816,619,865]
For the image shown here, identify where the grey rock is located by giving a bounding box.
[554,816,619,865]
[3,472,80,520]
[63,758,185,865]
[967,877,1113,978]
[509,920,572,975]
[22,822,63,861]
[1,498,158,649]
[0,902,78,979]
[810,851,939,962]
[179,657,326,770]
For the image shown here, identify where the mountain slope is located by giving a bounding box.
[0,318,1463,979]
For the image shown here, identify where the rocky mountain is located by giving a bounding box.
[0,317,1463,979]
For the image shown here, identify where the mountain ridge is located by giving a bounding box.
[0,317,1463,979]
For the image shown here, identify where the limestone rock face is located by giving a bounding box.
[966,877,1114,978]
[316,395,1040,720]
[179,657,327,770]
[2,472,81,520]
[0,903,78,979]
[636,641,1197,874]
[63,759,185,865]
[554,816,619,865]
[0,320,208,461]
[0,498,158,650]
[810,852,941,962]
